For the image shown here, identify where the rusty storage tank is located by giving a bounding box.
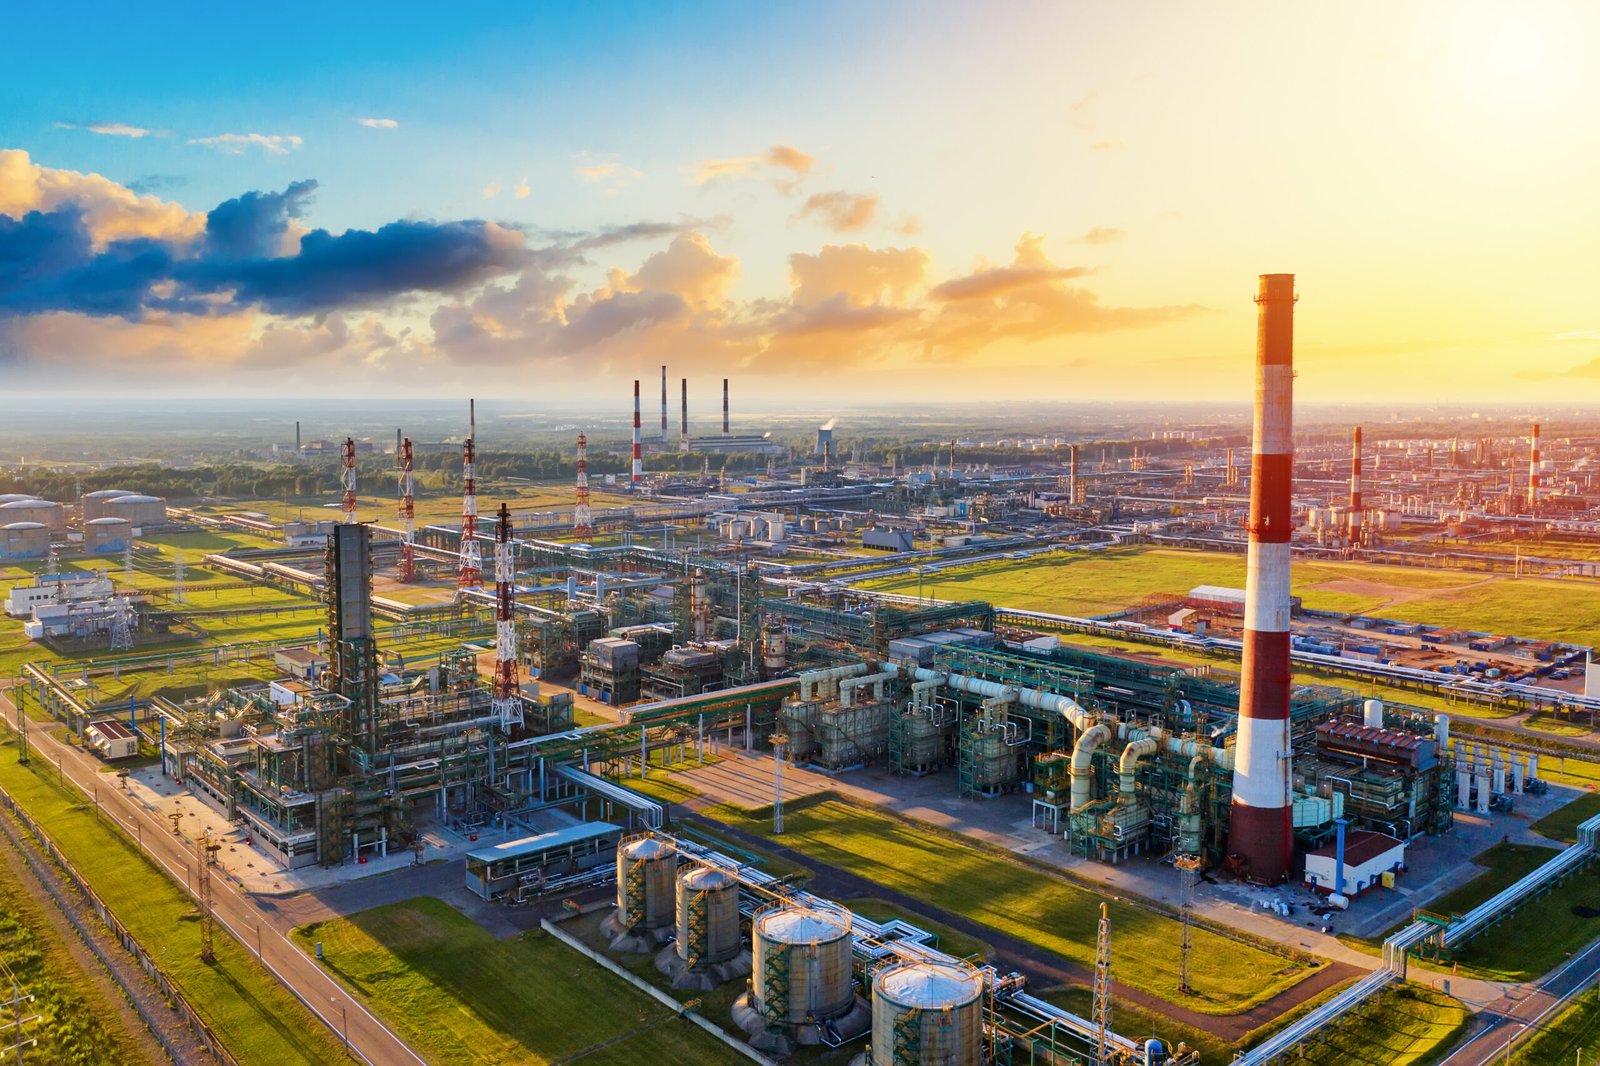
[752,903,855,1024]
[79,488,136,522]
[870,960,984,1066]
[675,864,741,969]
[615,836,676,931]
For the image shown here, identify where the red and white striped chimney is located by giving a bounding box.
[723,377,730,436]
[631,379,643,488]
[1527,422,1541,510]
[1347,426,1362,544]
[1229,273,1296,884]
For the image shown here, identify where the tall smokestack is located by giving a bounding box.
[631,380,643,489]
[723,378,730,436]
[1348,426,1363,544]
[1069,444,1080,504]
[661,365,668,441]
[1528,422,1541,510]
[295,421,301,457]
[1229,273,1296,884]
[680,377,689,453]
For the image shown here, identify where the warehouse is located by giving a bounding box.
[84,720,139,761]
[1303,831,1406,897]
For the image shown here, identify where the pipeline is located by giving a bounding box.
[797,663,869,703]
[838,671,894,708]
[1118,733,1160,803]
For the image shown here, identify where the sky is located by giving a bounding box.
[2,1,1598,406]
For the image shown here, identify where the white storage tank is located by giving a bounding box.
[615,837,676,931]
[870,960,985,1066]
[80,488,136,522]
[752,903,855,1024]
[85,516,133,554]
[105,494,167,527]
[0,521,51,559]
[0,498,64,531]
[675,865,741,969]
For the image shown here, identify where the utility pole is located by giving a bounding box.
[1093,902,1112,1065]
[14,689,27,767]
[196,828,221,963]
[770,735,788,835]
[1176,853,1201,995]
[1,975,38,1064]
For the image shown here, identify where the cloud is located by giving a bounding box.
[574,156,642,195]
[931,263,1092,302]
[356,117,398,129]
[0,149,203,247]
[794,190,879,233]
[1076,226,1125,244]
[514,178,531,199]
[188,133,304,154]
[203,180,316,259]
[127,175,188,195]
[788,244,928,308]
[56,121,155,139]
[1090,140,1124,152]
[482,182,501,199]
[691,144,814,191]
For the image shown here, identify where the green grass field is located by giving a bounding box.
[0,734,347,1066]
[0,854,157,1065]
[1531,793,1600,844]
[1426,843,1600,981]
[705,798,1315,1014]
[861,546,1600,643]
[1281,985,1469,1065]
[292,898,752,1066]
[1512,987,1600,1063]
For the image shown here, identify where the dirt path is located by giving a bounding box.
[0,806,211,1065]
[678,806,1359,1043]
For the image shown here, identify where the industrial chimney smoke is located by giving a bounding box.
[1228,273,1296,884]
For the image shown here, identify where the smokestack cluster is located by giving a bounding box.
[1228,273,1297,884]
[1528,422,1541,510]
[631,380,643,488]
[723,377,730,436]
[1348,426,1363,544]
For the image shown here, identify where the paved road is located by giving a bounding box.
[1437,937,1600,1065]
[1,690,429,1066]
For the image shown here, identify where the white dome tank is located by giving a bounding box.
[752,903,854,1024]
[615,837,676,931]
[675,865,741,970]
[869,960,984,1066]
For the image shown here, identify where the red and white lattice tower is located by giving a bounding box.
[491,501,521,729]
[397,437,417,582]
[457,400,481,589]
[631,380,643,490]
[574,432,593,542]
[1228,273,1297,884]
[340,437,358,524]
[1527,422,1541,511]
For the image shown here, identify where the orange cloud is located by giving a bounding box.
[691,144,815,189]
[794,190,879,232]
[0,148,204,247]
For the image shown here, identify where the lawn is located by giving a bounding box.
[707,798,1316,1014]
[1513,987,1600,1064]
[292,898,753,1066]
[0,854,157,1065]
[1428,843,1600,982]
[0,734,348,1066]
[1273,985,1468,1065]
[1531,793,1600,844]
[859,546,1600,643]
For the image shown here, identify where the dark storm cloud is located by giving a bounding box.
[0,181,527,318]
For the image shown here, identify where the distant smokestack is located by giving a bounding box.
[1229,272,1296,884]
[295,421,301,457]
[1528,422,1541,510]
[680,378,689,453]
[631,380,643,488]
[1069,444,1080,504]
[661,365,668,441]
[1348,426,1363,543]
[723,378,730,436]
[396,427,402,455]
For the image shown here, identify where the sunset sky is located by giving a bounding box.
[2,1,1597,405]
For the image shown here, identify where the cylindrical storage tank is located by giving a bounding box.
[870,960,984,1066]
[615,837,676,931]
[105,494,167,526]
[80,488,136,522]
[0,521,51,559]
[1435,714,1450,748]
[0,498,64,531]
[1363,699,1384,729]
[675,865,741,969]
[752,903,854,1024]
[0,494,37,505]
[85,516,132,554]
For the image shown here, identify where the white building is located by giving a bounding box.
[1304,830,1405,897]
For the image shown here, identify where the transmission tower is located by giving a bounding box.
[397,437,416,582]
[574,432,593,542]
[340,437,358,525]
[172,550,186,605]
[1093,902,1112,1064]
[770,735,788,835]
[195,828,221,963]
[107,596,135,652]
[457,400,481,589]
[44,548,57,581]
[1176,853,1203,995]
[1,969,40,1063]
[491,503,521,730]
